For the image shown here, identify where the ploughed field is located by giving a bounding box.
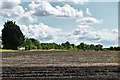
[2,51,120,80]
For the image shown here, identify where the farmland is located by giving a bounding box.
[1,51,119,80]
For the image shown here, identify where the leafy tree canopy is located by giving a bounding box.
[2,20,25,50]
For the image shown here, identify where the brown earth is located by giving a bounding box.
[2,51,119,67]
[1,51,120,80]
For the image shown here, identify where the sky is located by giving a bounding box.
[0,0,119,47]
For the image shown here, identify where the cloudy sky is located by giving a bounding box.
[0,0,119,47]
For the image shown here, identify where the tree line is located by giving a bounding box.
[19,39,120,51]
[106,46,120,51]
[1,21,119,51]
[20,39,103,51]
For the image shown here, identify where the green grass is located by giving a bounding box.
[0,49,34,52]
[1,49,120,53]
[0,49,68,53]
[0,49,20,52]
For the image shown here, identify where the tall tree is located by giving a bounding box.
[2,21,25,50]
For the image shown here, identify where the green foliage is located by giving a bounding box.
[20,38,41,50]
[39,41,103,51]
[109,46,114,50]
[108,46,120,51]
[19,38,119,51]
[77,43,103,51]
[2,21,25,50]
[29,38,39,46]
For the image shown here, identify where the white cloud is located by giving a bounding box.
[86,8,92,16]
[1,0,21,3]
[71,26,118,46]
[29,1,83,17]
[19,22,118,47]
[33,0,88,4]
[112,29,118,33]
[77,17,103,24]
[0,0,24,19]
[50,0,88,4]
[0,26,3,36]
[0,0,36,25]
[29,1,39,10]
[98,29,118,42]
[30,1,58,16]
[1,0,21,9]
[17,11,39,25]
[0,5,24,19]
[68,0,89,4]
[55,4,83,17]
[73,25,90,35]
[70,25,99,42]
[19,23,63,42]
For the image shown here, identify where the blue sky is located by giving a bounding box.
[0,0,119,47]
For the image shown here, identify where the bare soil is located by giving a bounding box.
[1,51,120,80]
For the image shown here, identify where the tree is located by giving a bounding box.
[109,46,114,50]
[20,38,35,50]
[2,21,24,50]
[71,44,78,50]
[29,38,40,49]
[79,42,86,51]
[61,41,71,50]
[20,38,41,50]
[41,43,49,50]
[90,44,95,50]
